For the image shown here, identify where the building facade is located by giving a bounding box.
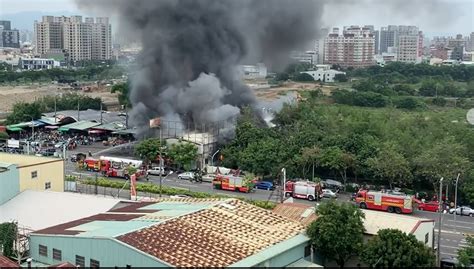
[324,26,375,68]
[20,58,60,70]
[34,16,112,62]
[0,20,20,48]
[379,25,398,54]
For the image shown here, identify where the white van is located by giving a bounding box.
[147,167,166,176]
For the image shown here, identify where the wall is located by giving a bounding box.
[0,163,19,205]
[413,221,435,248]
[30,235,168,267]
[19,160,64,192]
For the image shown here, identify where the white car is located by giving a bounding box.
[178,172,195,180]
[147,167,166,176]
[449,206,474,216]
[321,189,338,199]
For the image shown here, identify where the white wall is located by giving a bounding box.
[412,221,435,248]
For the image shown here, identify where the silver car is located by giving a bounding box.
[178,172,195,180]
[321,189,338,199]
[449,206,474,216]
[147,167,166,176]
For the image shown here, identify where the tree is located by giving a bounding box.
[239,137,283,176]
[320,147,354,185]
[168,142,198,170]
[0,222,16,258]
[458,236,474,267]
[419,80,440,97]
[134,138,166,162]
[367,144,412,188]
[432,97,447,107]
[296,146,321,180]
[294,73,315,82]
[307,201,365,268]
[111,82,131,108]
[5,102,42,125]
[393,97,424,110]
[362,229,435,267]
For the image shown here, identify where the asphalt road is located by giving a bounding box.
[64,142,473,260]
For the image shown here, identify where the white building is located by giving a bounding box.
[290,50,317,66]
[301,64,345,83]
[238,63,267,79]
[20,58,60,70]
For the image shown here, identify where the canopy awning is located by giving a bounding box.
[88,129,106,134]
[58,120,100,132]
[6,126,23,132]
[45,126,59,130]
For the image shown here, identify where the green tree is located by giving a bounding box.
[362,229,435,267]
[393,97,424,110]
[239,137,283,176]
[307,201,365,268]
[168,142,198,170]
[0,222,16,257]
[458,236,474,267]
[296,146,321,180]
[134,138,166,162]
[294,73,315,82]
[367,144,412,188]
[334,73,348,82]
[432,97,447,107]
[111,82,131,108]
[5,102,42,125]
[320,147,354,185]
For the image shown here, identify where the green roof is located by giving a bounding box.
[59,120,100,132]
[7,122,31,129]
[93,121,127,132]
[39,117,61,126]
[6,126,23,132]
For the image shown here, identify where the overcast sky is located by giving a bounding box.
[0,0,472,37]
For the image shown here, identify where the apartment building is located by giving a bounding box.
[34,16,112,62]
[324,26,375,68]
[0,20,20,48]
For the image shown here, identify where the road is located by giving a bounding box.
[64,142,473,260]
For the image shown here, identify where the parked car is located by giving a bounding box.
[255,181,274,191]
[70,153,86,162]
[322,179,343,191]
[418,201,440,212]
[178,172,195,180]
[321,189,338,198]
[147,167,166,176]
[449,206,474,216]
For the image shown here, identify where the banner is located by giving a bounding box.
[149,117,161,128]
[7,139,20,148]
[130,174,137,200]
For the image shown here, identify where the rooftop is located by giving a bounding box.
[362,209,434,235]
[33,198,306,267]
[43,109,126,125]
[0,190,120,231]
[0,153,63,168]
[0,255,19,268]
[58,120,101,132]
[273,202,318,227]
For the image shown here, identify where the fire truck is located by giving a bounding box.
[355,190,413,214]
[83,158,105,172]
[285,181,322,201]
[212,175,254,193]
[101,160,145,180]
[99,156,143,168]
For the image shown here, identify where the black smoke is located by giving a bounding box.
[76,0,322,137]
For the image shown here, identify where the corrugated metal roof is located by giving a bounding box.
[59,120,100,131]
[43,109,126,125]
[0,255,19,268]
[92,121,126,131]
[272,203,318,227]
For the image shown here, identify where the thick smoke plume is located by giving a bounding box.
[76,0,322,138]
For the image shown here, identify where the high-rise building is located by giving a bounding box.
[379,25,398,53]
[324,26,375,68]
[0,20,20,48]
[34,15,112,62]
[469,32,474,52]
[397,26,421,63]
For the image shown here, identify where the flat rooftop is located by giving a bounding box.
[0,153,63,168]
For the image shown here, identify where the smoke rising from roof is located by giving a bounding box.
[75,0,322,138]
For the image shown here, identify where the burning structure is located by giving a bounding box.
[76,0,322,139]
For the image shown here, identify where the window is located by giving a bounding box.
[45,182,51,190]
[31,171,38,179]
[304,245,311,257]
[425,233,429,244]
[75,255,85,267]
[39,244,47,257]
[53,248,62,260]
[90,259,100,268]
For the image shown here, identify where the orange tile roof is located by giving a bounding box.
[117,199,305,267]
[272,203,318,227]
[0,255,19,268]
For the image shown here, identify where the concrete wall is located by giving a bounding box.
[0,163,19,205]
[19,160,64,192]
[413,221,435,248]
[30,235,168,267]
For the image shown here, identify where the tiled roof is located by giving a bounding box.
[48,261,77,268]
[117,199,305,267]
[272,202,318,227]
[0,255,19,268]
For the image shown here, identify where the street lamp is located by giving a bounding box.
[437,177,444,267]
[453,173,460,231]
[211,149,220,167]
[281,168,286,203]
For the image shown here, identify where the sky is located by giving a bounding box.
[0,0,472,37]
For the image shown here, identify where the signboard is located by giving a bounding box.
[130,174,137,200]
[7,139,20,148]
[149,117,161,128]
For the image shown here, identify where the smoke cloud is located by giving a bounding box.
[76,0,322,138]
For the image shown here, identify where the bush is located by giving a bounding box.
[294,73,315,82]
[432,97,447,107]
[0,132,9,140]
[393,97,424,110]
[334,73,348,82]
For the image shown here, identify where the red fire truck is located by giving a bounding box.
[355,190,413,214]
[285,181,323,201]
[83,158,104,172]
[212,175,254,193]
[102,160,145,180]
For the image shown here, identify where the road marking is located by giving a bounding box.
[442,238,451,242]
[446,219,474,225]
[443,223,473,230]
[441,252,458,257]
[441,245,461,250]
[436,229,462,235]
[459,243,469,248]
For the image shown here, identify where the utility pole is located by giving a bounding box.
[77,99,80,121]
[454,173,460,231]
[54,95,57,123]
[437,177,444,267]
[100,102,103,124]
[159,127,163,198]
[281,168,286,203]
